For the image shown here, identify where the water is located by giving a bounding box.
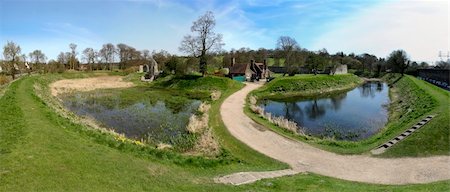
[62,91,201,143]
[258,82,390,141]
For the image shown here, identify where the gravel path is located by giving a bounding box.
[217,82,450,185]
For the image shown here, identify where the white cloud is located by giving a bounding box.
[311,0,449,62]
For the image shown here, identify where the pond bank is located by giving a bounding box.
[253,74,364,99]
[221,82,450,185]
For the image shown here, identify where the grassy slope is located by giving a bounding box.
[381,75,449,157]
[0,74,448,191]
[253,74,364,99]
[247,74,449,156]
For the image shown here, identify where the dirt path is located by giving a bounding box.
[50,76,134,96]
[218,83,450,185]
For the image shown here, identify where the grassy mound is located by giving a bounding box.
[254,74,363,99]
[153,75,236,91]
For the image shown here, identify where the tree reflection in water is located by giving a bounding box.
[258,82,389,141]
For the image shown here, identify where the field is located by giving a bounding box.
[0,72,448,191]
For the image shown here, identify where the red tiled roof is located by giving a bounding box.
[229,63,248,74]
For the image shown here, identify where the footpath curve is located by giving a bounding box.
[217,82,450,185]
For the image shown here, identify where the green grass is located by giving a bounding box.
[266,58,285,66]
[1,73,448,191]
[381,74,449,157]
[247,74,449,156]
[153,74,233,91]
[253,74,364,99]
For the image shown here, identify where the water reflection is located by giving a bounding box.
[259,82,389,141]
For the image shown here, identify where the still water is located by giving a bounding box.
[62,91,200,143]
[259,82,390,140]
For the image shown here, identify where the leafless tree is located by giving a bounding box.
[2,41,21,79]
[142,49,151,60]
[28,50,46,64]
[152,50,170,70]
[117,43,142,69]
[69,43,77,70]
[99,43,116,70]
[277,36,300,76]
[83,48,96,70]
[28,50,47,73]
[179,11,224,75]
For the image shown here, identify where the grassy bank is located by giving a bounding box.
[381,74,449,157]
[253,74,364,99]
[31,72,286,168]
[247,74,449,156]
[1,73,448,191]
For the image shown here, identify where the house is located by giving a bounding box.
[228,58,270,81]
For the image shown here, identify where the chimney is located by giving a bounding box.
[263,59,267,70]
[251,59,255,71]
[231,57,235,67]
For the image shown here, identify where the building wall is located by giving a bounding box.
[245,64,253,81]
[333,64,348,75]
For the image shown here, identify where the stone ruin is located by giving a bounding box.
[140,57,159,82]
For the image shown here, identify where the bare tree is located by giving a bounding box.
[142,49,151,60]
[83,48,96,71]
[117,43,142,69]
[28,50,47,70]
[152,50,170,71]
[2,41,21,79]
[69,43,77,70]
[99,43,116,70]
[179,11,224,75]
[277,36,300,76]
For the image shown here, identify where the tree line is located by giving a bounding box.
[2,11,449,80]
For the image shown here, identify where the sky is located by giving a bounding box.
[0,0,448,63]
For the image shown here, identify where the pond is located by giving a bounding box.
[61,89,201,145]
[258,82,390,141]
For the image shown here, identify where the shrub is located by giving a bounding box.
[0,74,10,85]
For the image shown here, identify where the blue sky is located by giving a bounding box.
[1,0,448,62]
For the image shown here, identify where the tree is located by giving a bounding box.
[374,58,385,77]
[83,48,96,71]
[419,62,429,68]
[436,61,450,69]
[142,49,151,61]
[179,11,224,76]
[28,50,47,73]
[152,50,170,71]
[99,43,116,70]
[69,43,78,70]
[386,50,410,75]
[2,41,21,79]
[277,36,300,76]
[117,43,140,69]
[359,53,377,73]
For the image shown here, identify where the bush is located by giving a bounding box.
[0,74,10,85]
